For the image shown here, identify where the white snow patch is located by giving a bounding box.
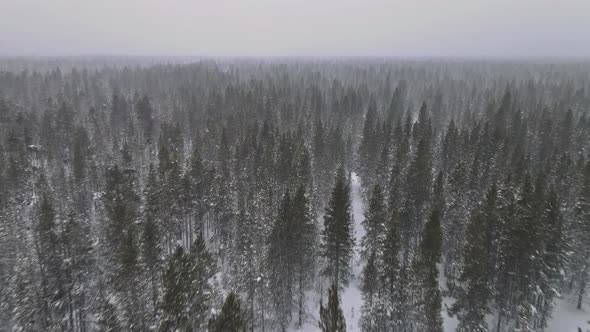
[342,172,365,332]
[547,297,590,332]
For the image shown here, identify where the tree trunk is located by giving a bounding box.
[298,271,304,328]
[496,310,503,332]
[335,246,340,289]
[577,276,586,310]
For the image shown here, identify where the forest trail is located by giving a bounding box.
[339,172,365,331]
[291,172,365,332]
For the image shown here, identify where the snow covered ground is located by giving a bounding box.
[290,172,590,332]
[547,298,590,332]
[339,172,365,332]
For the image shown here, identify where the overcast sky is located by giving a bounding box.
[1,0,589,57]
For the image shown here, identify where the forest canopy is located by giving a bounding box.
[0,58,589,331]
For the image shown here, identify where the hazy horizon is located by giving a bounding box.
[1,0,589,57]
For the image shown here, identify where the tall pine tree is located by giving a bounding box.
[319,284,346,332]
[322,167,355,289]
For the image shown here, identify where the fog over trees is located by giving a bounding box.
[0,58,589,331]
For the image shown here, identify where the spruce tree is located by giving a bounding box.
[103,165,143,330]
[358,98,378,188]
[36,195,66,330]
[403,136,432,264]
[292,185,318,328]
[72,125,90,183]
[159,247,191,332]
[360,251,379,332]
[142,165,162,317]
[574,161,590,310]
[159,239,216,331]
[208,292,246,332]
[189,238,217,330]
[322,167,355,288]
[450,186,497,332]
[361,184,386,262]
[319,284,346,332]
[267,190,294,331]
[414,209,443,332]
[60,210,93,331]
[380,209,401,331]
[231,200,259,331]
[136,94,154,143]
[538,187,565,328]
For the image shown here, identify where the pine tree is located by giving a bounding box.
[208,292,246,332]
[267,190,294,331]
[142,165,162,318]
[360,251,379,332]
[188,146,209,237]
[136,94,154,143]
[380,208,402,331]
[231,200,260,331]
[322,167,355,288]
[159,247,191,331]
[450,186,498,332]
[291,185,318,328]
[159,238,216,331]
[358,98,378,188]
[403,136,432,264]
[72,125,90,183]
[36,195,66,330]
[414,209,443,332]
[319,284,346,332]
[60,210,93,331]
[361,184,386,262]
[9,253,45,331]
[188,238,217,330]
[537,187,565,328]
[574,161,590,310]
[102,165,143,330]
[515,175,546,330]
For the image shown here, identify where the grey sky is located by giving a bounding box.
[1,0,589,57]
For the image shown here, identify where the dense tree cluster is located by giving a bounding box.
[0,58,589,331]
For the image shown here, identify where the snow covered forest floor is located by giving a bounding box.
[287,173,590,332]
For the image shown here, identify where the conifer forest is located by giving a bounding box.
[0,58,590,332]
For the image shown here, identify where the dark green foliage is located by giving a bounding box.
[36,195,67,330]
[380,209,402,330]
[136,95,154,142]
[208,292,246,332]
[142,165,162,316]
[319,284,346,332]
[414,209,443,332]
[322,167,355,289]
[573,162,590,310]
[102,165,143,329]
[72,125,90,182]
[103,165,140,287]
[267,185,317,331]
[267,190,295,330]
[451,186,497,332]
[159,238,216,331]
[159,247,191,331]
[361,184,386,262]
[360,251,379,332]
